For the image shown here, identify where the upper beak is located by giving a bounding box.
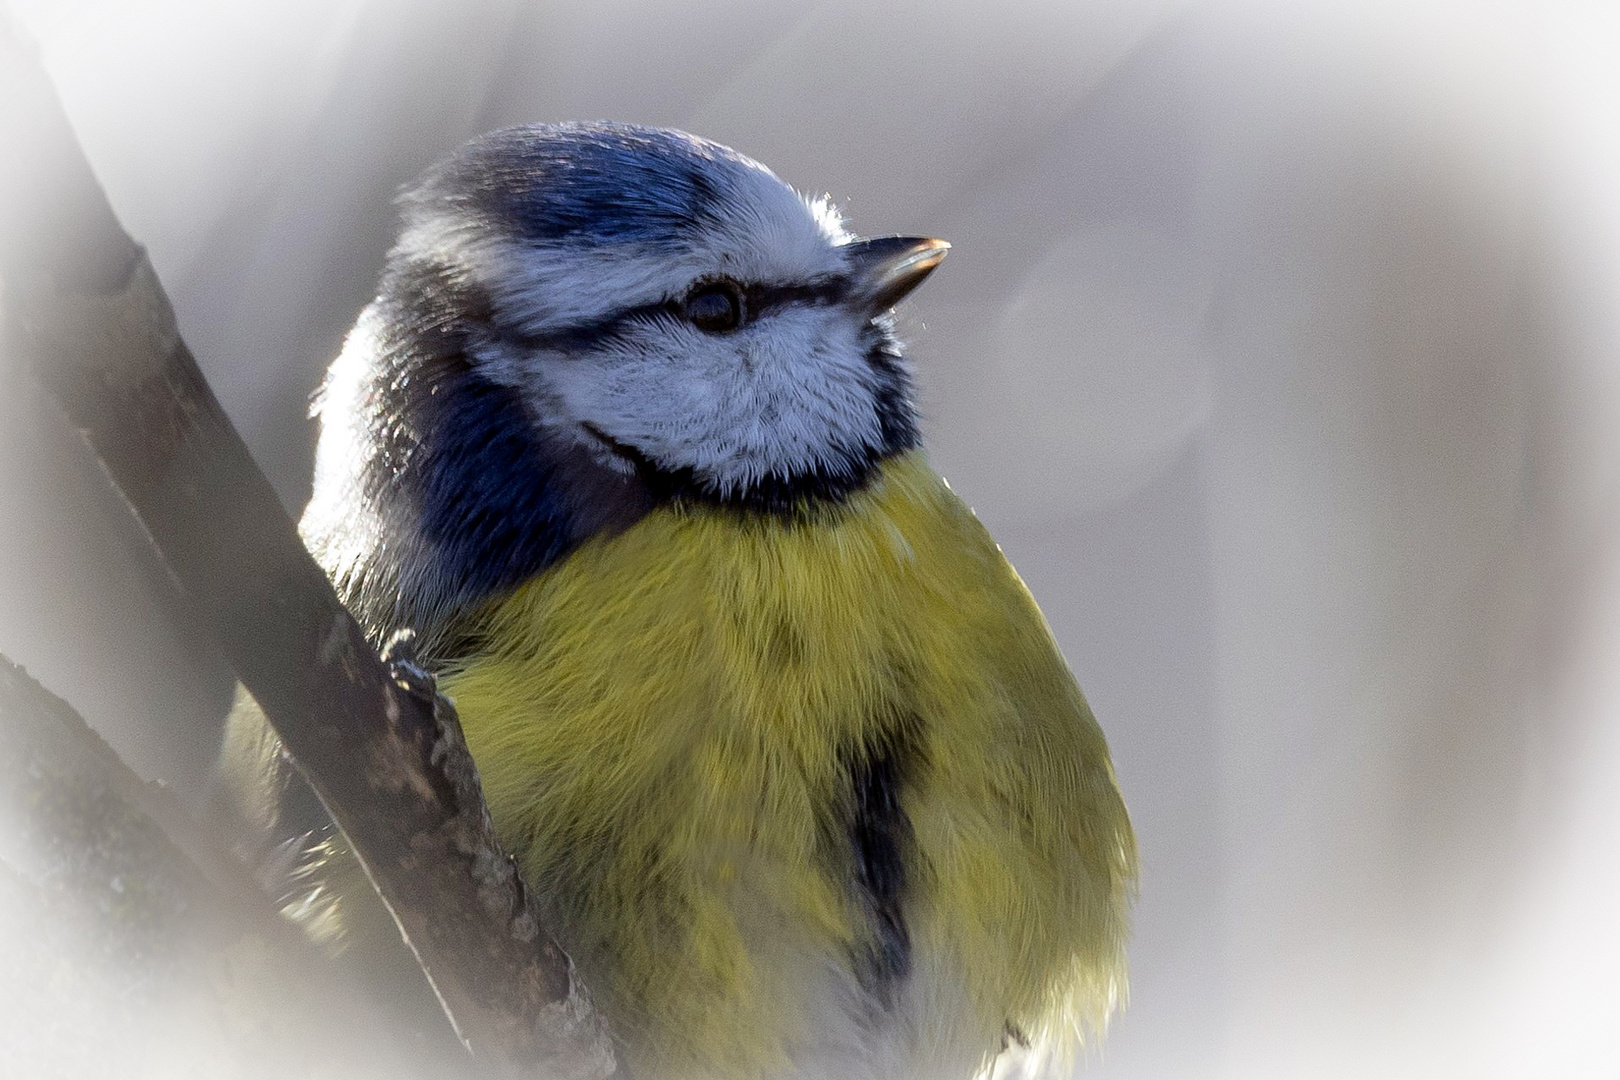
[843,236,950,315]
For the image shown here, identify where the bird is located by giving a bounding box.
[222,121,1136,1080]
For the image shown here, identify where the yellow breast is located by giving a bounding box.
[441,451,1135,1080]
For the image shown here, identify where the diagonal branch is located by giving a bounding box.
[0,651,428,1075]
[0,15,615,1078]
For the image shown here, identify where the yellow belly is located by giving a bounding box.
[441,451,1135,1080]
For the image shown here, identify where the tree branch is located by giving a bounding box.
[0,14,615,1077]
[0,651,466,1077]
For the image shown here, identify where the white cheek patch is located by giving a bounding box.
[530,306,888,493]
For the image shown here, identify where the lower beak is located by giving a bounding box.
[842,236,950,315]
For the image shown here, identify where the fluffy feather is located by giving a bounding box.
[231,121,1137,1080]
[443,452,1136,1080]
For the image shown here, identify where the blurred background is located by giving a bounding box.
[2,0,1618,1076]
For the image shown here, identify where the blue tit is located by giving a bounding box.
[285,122,1135,1080]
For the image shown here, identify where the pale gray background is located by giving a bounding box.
[3,1,1619,1077]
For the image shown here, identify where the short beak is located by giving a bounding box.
[843,236,950,314]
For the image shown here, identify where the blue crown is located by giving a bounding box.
[403,121,771,251]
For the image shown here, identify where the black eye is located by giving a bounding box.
[681,280,745,333]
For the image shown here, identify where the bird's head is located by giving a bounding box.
[304,122,947,642]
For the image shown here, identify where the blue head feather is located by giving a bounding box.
[404,122,760,251]
[304,122,917,653]
[316,255,651,648]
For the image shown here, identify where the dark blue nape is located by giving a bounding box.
[411,362,578,604]
[363,260,590,611]
[407,122,745,251]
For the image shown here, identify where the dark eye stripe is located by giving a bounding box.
[488,275,853,353]
[483,303,669,353]
[743,277,850,312]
